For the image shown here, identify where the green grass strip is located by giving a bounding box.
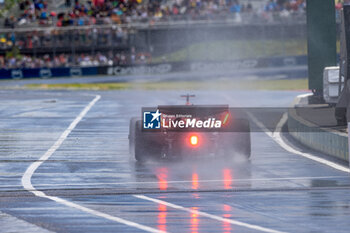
[26,79,308,91]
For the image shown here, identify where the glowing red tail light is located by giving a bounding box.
[190,135,198,146]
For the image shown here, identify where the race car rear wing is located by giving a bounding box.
[157,105,229,118]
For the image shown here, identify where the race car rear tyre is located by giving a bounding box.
[237,132,251,159]
[134,120,148,162]
[134,120,162,162]
[230,119,251,159]
[129,117,139,155]
[237,119,251,158]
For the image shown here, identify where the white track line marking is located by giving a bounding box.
[274,113,350,173]
[247,103,350,174]
[21,95,164,233]
[134,195,286,233]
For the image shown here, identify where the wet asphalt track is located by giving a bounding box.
[1,89,350,233]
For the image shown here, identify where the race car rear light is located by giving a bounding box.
[190,135,198,146]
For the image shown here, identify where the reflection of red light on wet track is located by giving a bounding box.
[223,204,231,212]
[158,204,167,232]
[190,207,199,233]
[156,168,168,191]
[222,204,232,233]
[192,193,200,199]
[192,173,199,190]
[223,169,233,189]
[159,203,167,212]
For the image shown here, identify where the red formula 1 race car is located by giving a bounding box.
[129,95,251,162]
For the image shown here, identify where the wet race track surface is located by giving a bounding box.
[1,89,350,233]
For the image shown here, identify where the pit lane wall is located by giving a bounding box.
[0,55,307,79]
[287,95,349,162]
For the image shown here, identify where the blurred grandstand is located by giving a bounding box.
[3,0,307,28]
[0,0,317,70]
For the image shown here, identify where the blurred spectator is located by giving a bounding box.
[4,16,16,28]
[230,0,242,13]
[0,25,129,51]
[0,50,151,69]
[8,0,309,28]
[264,0,277,12]
[230,0,242,22]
